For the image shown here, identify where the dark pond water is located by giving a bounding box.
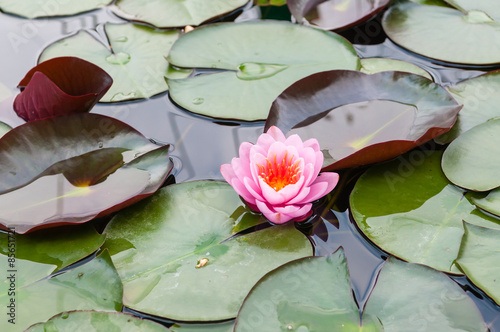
[0,4,499,331]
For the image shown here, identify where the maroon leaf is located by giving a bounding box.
[265,70,462,170]
[14,57,112,122]
[0,113,172,233]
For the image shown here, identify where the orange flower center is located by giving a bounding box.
[258,152,301,191]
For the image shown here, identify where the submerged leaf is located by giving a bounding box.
[14,57,112,122]
[104,181,313,321]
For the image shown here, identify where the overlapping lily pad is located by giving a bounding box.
[472,189,500,217]
[0,113,172,233]
[265,70,461,170]
[167,21,359,121]
[350,150,500,274]
[0,0,112,18]
[0,224,105,272]
[171,321,234,331]
[14,57,112,122]
[104,181,313,321]
[0,251,122,332]
[234,248,486,331]
[288,0,389,30]
[26,311,170,332]
[445,0,500,21]
[112,0,249,28]
[383,0,500,66]
[39,23,191,102]
[457,222,500,306]
[436,70,500,143]
[360,57,433,80]
[442,118,500,191]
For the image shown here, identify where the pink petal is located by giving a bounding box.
[220,163,237,184]
[274,203,312,222]
[300,172,339,202]
[284,134,304,150]
[259,175,305,205]
[243,176,264,201]
[266,126,286,142]
[255,200,293,224]
[301,163,316,188]
[221,164,256,205]
[255,132,277,154]
[303,138,320,152]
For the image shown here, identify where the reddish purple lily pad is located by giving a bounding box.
[289,0,389,31]
[265,70,461,170]
[0,113,172,233]
[14,57,112,122]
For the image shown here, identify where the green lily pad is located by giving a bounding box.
[457,222,500,306]
[0,224,105,272]
[0,250,122,332]
[112,0,249,28]
[170,321,234,331]
[436,70,500,143]
[167,21,359,121]
[442,118,500,191]
[360,57,433,80]
[445,0,500,21]
[350,150,500,274]
[39,23,191,102]
[472,188,500,217]
[26,310,170,332]
[104,180,313,321]
[0,0,112,18]
[0,113,172,233]
[0,121,11,138]
[382,0,500,66]
[235,248,486,331]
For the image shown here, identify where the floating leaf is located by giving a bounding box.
[436,70,500,143]
[382,0,500,66]
[442,118,500,191]
[255,0,287,6]
[0,251,122,332]
[360,57,433,80]
[167,21,359,121]
[112,0,249,28]
[171,321,234,331]
[288,0,389,30]
[0,121,11,138]
[235,248,486,331]
[445,0,500,21]
[14,57,112,122]
[0,224,105,272]
[457,222,500,306]
[26,310,170,332]
[0,0,112,18]
[350,150,500,274]
[104,181,313,321]
[472,189,500,217]
[0,113,172,233]
[39,23,190,102]
[265,70,460,170]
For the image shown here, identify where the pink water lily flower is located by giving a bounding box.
[221,126,339,224]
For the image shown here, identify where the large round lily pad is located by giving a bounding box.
[112,0,249,28]
[39,23,191,102]
[0,113,172,233]
[457,222,500,306]
[265,70,461,170]
[382,0,500,66]
[0,0,112,18]
[26,310,170,332]
[0,251,122,332]
[288,0,389,30]
[442,118,500,191]
[167,21,359,121]
[104,180,313,321]
[360,57,433,80]
[436,70,500,143]
[234,248,486,331]
[350,150,500,274]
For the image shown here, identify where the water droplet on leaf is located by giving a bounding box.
[192,97,204,105]
[105,52,131,65]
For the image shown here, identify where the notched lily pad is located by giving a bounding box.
[0,250,122,332]
[289,0,389,31]
[0,0,112,18]
[39,23,191,102]
[0,113,172,233]
[167,21,359,121]
[104,180,313,321]
[442,118,500,191]
[266,70,461,170]
[14,57,112,122]
[112,0,249,28]
[234,248,486,331]
[350,150,500,274]
[383,0,500,66]
[26,310,170,332]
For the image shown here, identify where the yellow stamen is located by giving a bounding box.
[257,151,301,191]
